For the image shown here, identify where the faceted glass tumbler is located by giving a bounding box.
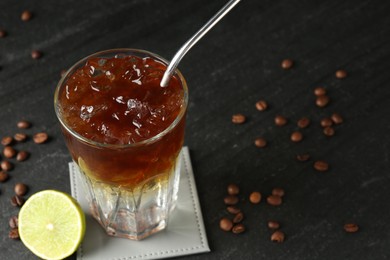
[54,49,188,240]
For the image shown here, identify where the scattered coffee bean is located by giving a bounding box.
[14,183,28,196]
[232,114,246,124]
[33,132,49,144]
[14,133,28,142]
[0,29,6,38]
[224,195,239,205]
[232,224,246,234]
[11,195,24,207]
[314,160,329,172]
[344,223,359,233]
[271,230,285,243]
[16,151,29,162]
[314,87,326,96]
[249,191,262,204]
[9,216,18,229]
[316,95,330,107]
[272,188,285,197]
[323,126,335,137]
[290,131,303,142]
[267,195,282,206]
[281,59,293,69]
[267,220,280,230]
[31,50,42,60]
[233,212,244,223]
[226,206,241,215]
[21,10,33,21]
[274,115,287,126]
[1,136,13,146]
[3,146,16,158]
[297,117,310,128]
[17,120,31,129]
[0,171,9,182]
[321,117,333,128]
[227,184,240,195]
[331,113,343,124]
[8,228,20,240]
[296,153,310,162]
[335,69,347,79]
[220,217,233,232]
[1,160,13,171]
[254,137,267,148]
[255,100,268,111]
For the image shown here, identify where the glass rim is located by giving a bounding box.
[54,48,188,149]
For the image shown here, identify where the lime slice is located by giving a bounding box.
[19,190,86,260]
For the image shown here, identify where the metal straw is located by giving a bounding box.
[160,0,241,87]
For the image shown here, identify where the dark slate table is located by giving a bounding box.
[1,0,390,259]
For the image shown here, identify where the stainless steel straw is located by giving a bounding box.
[160,0,241,87]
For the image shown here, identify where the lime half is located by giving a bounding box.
[19,190,86,260]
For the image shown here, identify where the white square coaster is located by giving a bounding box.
[69,147,210,260]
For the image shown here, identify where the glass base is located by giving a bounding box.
[77,158,181,240]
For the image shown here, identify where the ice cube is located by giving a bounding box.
[80,104,108,122]
[90,81,111,92]
[80,105,94,122]
[105,71,115,81]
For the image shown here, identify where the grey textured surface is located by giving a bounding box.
[0,0,390,259]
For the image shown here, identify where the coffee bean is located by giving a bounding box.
[31,50,42,60]
[254,137,267,148]
[321,118,333,128]
[344,223,359,233]
[316,95,330,107]
[232,224,245,234]
[1,160,13,171]
[267,220,280,229]
[331,113,343,124]
[314,160,329,172]
[21,10,33,21]
[227,184,240,195]
[291,131,303,142]
[33,132,48,144]
[224,195,239,205]
[267,195,282,206]
[17,120,31,129]
[314,87,326,96]
[0,171,9,182]
[226,206,241,214]
[255,100,268,111]
[220,217,233,232]
[9,216,18,229]
[272,188,285,197]
[296,153,310,162]
[274,115,287,126]
[323,127,335,137]
[11,195,24,207]
[271,230,285,243]
[1,136,13,146]
[14,133,27,142]
[15,183,28,196]
[281,59,293,69]
[249,191,262,204]
[233,212,244,224]
[232,114,246,124]
[8,228,20,240]
[16,151,29,162]
[335,69,347,79]
[297,117,310,128]
[0,29,6,38]
[3,146,16,158]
